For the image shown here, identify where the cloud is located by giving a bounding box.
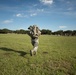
[66,1,70,4]
[63,12,76,16]
[16,13,37,18]
[67,7,73,11]
[18,28,25,30]
[30,13,37,16]
[2,19,13,24]
[33,4,38,7]
[16,14,22,17]
[37,9,44,12]
[40,0,53,5]
[16,13,28,18]
[59,26,67,29]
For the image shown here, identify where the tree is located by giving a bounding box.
[41,29,52,35]
[56,30,63,36]
[0,28,12,34]
[72,30,76,36]
[63,30,73,36]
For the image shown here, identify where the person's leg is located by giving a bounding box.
[31,46,38,55]
[30,38,39,56]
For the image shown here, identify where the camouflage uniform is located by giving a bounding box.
[28,25,41,56]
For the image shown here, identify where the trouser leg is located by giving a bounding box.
[31,46,38,55]
[30,38,39,56]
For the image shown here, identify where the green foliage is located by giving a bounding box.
[41,29,52,35]
[0,34,76,75]
[0,28,76,36]
[0,29,12,34]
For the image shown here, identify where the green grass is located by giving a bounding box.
[0,34,76,75]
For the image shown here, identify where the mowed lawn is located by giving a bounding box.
[0,34,76,75]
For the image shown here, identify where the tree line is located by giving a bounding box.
[0,28,76,36]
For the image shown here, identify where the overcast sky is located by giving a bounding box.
[0,0,76,31]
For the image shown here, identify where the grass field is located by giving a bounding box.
[0,34,76,75]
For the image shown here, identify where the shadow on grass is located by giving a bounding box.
[0,47,29,57]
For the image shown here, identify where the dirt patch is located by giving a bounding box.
[43,52,48,54]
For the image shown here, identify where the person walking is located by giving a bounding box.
[28,25,41,56]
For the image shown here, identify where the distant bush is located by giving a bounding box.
[41,29,52,35]
[0,28,76,36]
